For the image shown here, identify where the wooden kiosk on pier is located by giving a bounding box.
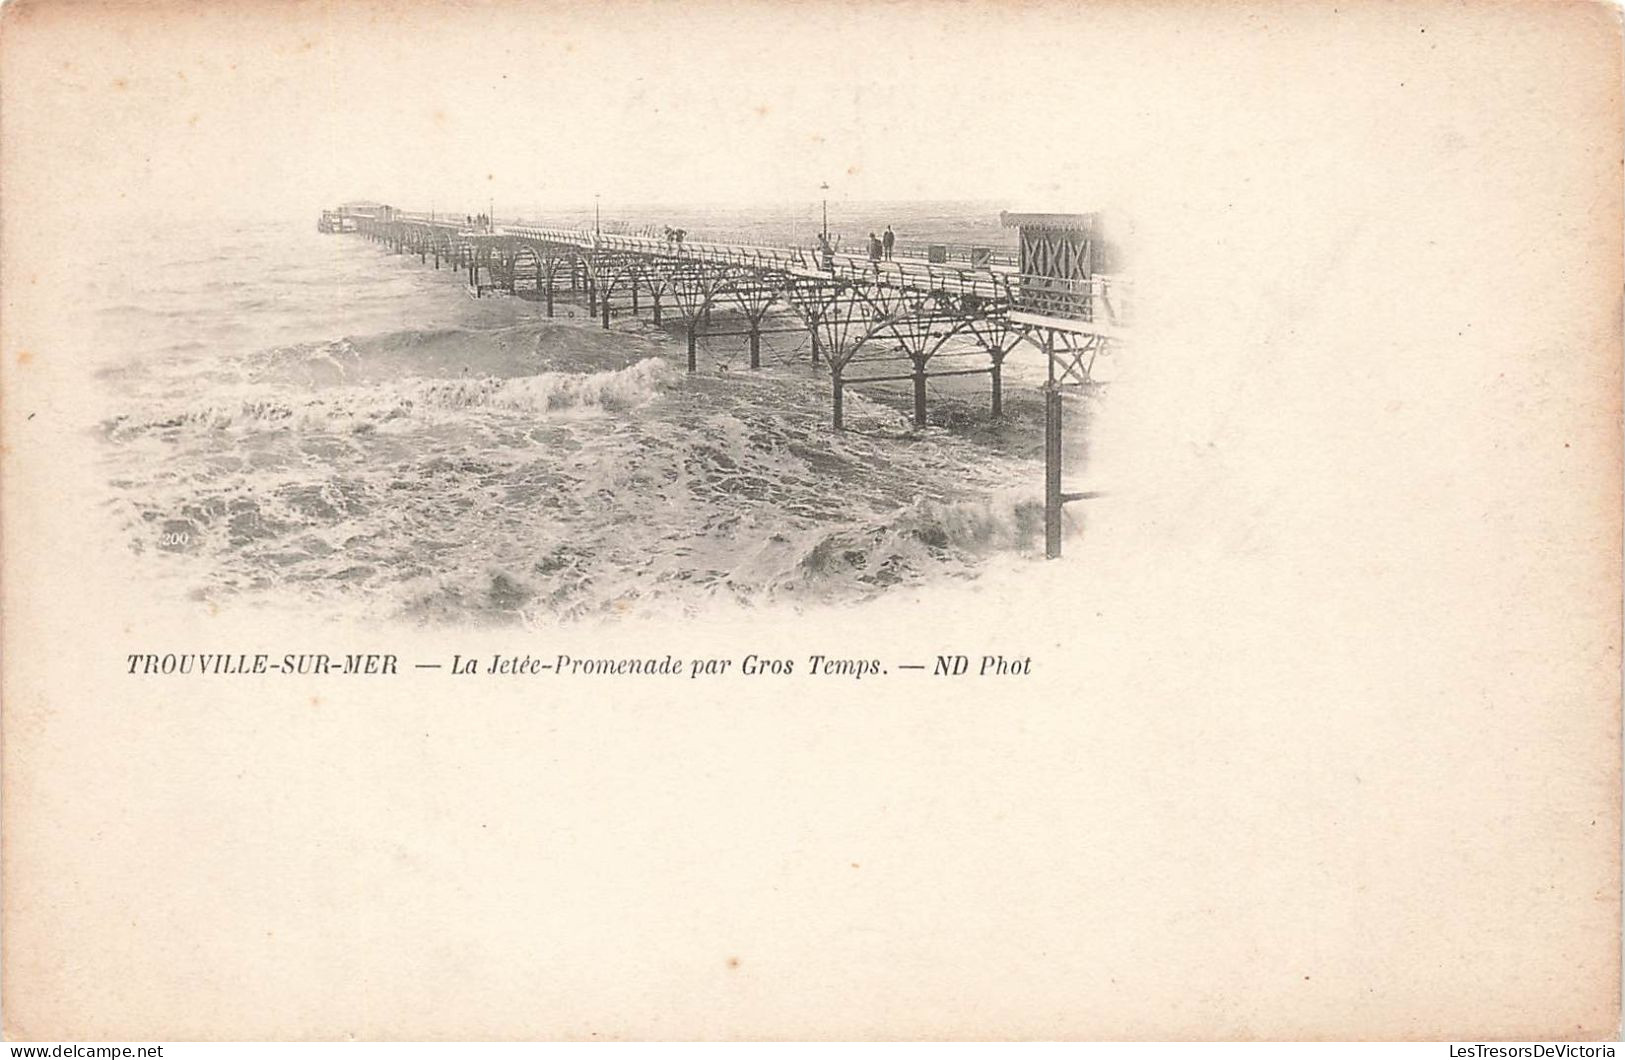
[1001,211,1129,558]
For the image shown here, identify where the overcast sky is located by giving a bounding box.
[0,0,1456,223]
[2,0,1615,270]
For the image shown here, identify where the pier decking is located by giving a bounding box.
[330,207,1130,557]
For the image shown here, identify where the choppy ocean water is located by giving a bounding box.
[91,207,1085,625]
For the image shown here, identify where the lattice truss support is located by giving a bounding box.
[1031,328,1113,388]
[348,224,1024,432]
[1009,322,1115,559]
[783,276,1015,429]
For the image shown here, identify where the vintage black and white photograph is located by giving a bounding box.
[103,195,1124,624]
[43,1,1144,628]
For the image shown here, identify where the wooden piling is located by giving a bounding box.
[1044,385,1063,559]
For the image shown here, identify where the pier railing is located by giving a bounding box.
[1013,273,1133,329]
[366,214,1128,331]
[894,242,1018,267]
[501,225,1024,304]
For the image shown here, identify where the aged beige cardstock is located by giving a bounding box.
[2,0,1620,1041]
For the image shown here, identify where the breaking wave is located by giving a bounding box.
[103,358,669,439]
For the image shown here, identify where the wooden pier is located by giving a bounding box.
[330,206,1130,558]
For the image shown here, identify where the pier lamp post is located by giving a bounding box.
[595,193,601,235]
[820,181,829,241]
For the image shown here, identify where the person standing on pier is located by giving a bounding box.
[868,232,882,263]
[882,225,895,260]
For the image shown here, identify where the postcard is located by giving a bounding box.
[2,0,1618,1041]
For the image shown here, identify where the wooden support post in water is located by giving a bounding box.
[990,356,1003,418]
[601,290,611,330]
[749,326,761,369]
[809,318,822,366]
[587,279,596,315]
[686,320,698,372]
[631,284,639,313]
[545,278,555,318]
[1044,384,1063,559]
[652,292,662,326]
[832,369,844,430]
[912,362,928,428]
